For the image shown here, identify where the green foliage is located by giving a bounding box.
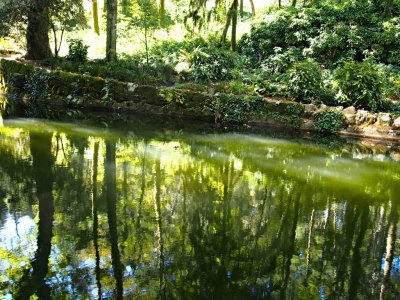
[214,81,253,95]
[261,47,304,76]
[382,64,400,100]
[129,0,161,28]
[67,39,88,62]
[286,59,323,102]
[378,17,400,65]
[24,70,51,100]
[190,46,240,83]
[238,2,400,67]
[49,0,86,33]
[334,61,385,111]
[314,110,346,135]
[0,0,86,54]
[213,94,264,124]
[49,56,176,85]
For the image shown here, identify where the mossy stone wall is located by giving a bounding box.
[0,59,305,127]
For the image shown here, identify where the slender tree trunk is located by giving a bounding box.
[93,0,100,35]
[51,26,65,58]
[231,0,239,51]
[292,0,297,7]
[249,0,256,17]
[52,25,58,58]
[106,0,118,61]
[159,0,165,26]
[240,0,243,18]
[278,0,282,9]
[26,0,52,60]
[144,15,150,65]
[58,29,65,56]
[221,2,234,44]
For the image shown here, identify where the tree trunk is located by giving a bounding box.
[249,0,256,17]
[292,0,297,7]
[231,0,238,51]
[93,0,100,35]
[106,0,118,62]
[221,2,234,44]
[26,0,52,60]
[159,0,165,26]
[240,0,243,18]
[278,0,282,9]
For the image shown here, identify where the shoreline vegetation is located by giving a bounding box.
[1,57,400,142]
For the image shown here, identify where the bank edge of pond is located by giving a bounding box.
[1,58,400,143]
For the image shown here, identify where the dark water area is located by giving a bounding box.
[0,114,400,299]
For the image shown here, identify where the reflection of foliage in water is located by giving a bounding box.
[0,119,399,299]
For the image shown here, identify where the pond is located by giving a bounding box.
[0,115,399,299]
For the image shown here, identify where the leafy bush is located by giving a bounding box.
[67,39,88,62]
[382,64,400,100]
[213,94,264,124]
[24,70,51,100]
[148,38,209,72]
[286,59,323,102]
[314,110,346,134]
[214,81,253,95]
[190,46,239,83]
[378,18,400,65]
[334,61,385,111]
[261,47,304,76]
[239,2,400,67]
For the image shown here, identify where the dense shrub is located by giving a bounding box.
[190,46,240,83]
[239,2,400,67]
[382,64,400,100]
[261,47,304,76]
[24,70,51,100]
[286,59,323,102]
[378,18,400,65]
[334,61,385,111]
[150,38,209,66]
[213,94,264,123]
[67,39,88,62]
[315,110,346,134]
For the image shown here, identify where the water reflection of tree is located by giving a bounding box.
[105,141,123,299]
[92,141,102,299]
[1,127,400,299]
[14,132,54,299]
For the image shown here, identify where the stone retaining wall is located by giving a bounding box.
[1,58,400,141]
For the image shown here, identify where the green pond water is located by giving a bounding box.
[0,115,400,299]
